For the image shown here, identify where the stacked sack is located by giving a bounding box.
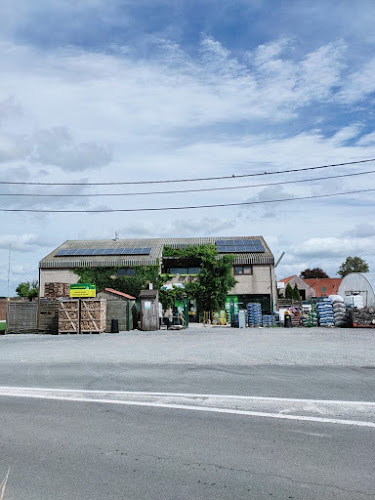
[302,304,318,327]
[247,303,262,327]
[262,314,276,327]
[344,295,364,309]
[316,298,335,327]
[329,295,347,327]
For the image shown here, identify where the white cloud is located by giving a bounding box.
[0,234,52,252]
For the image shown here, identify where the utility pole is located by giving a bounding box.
[7,244,12,300]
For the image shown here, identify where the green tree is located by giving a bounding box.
[16,280,39,301]
[185,251,236,320]
[338,256,369,278]
[285,283,294,299]
[159,287,185,310]
[300,268,329,279]
[293,284,301,301]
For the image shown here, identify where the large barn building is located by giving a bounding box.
[39,236,276,314]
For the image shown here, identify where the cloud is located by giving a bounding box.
[31,127,112,171]
[117,217,230,238]
[343,224,375,239]
[293,236,375,259]
[0,234,53,252]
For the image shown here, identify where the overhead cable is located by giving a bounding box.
[0,187,374,212]
[0,169,373,197]
[0,158,374,186]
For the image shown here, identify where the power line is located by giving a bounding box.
[1,188,374,213]
[1,158,375,186]
[1,169,374,197]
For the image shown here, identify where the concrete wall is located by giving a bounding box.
[230,265,277,308]
[97,291,134,331]
[39,269,78,297]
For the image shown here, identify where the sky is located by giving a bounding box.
[1,0,375,295]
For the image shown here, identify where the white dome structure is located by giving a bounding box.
[338,272,375,307]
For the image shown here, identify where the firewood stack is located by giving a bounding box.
[58,299,106,333]
[44,282,71,299]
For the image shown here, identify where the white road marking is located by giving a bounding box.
[0,386,374,428]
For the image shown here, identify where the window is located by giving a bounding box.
[321,286,326,292]
[117,268,135,277]
[234,265,252,275]
[169,267,201,275]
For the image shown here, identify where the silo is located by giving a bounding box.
[338,272,375,307]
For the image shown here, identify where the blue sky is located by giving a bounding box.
[1,0,375,294]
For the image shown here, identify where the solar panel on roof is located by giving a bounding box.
[217,239,265,253]
[55,247,152,257]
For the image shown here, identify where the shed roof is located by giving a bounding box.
[39,236,274,269]
[102,288,135,300]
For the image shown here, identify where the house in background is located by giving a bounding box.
[303,278,342,297]
[279,275,342,299]
[279,275,316,300]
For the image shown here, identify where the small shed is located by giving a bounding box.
[139,289,159,331]
[338,273,375,307]
[97,288,136,332]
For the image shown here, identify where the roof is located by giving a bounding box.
[303,278,342,297]
[102,288,135,300]
[280,275,295,283]
[39,236,274,269]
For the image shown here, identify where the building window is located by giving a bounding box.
[234,265,253,275]
[117,268,136,277]
[321,286,326,292]
[169,267,201,275]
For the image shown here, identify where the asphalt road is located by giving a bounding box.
[0,327,375,499]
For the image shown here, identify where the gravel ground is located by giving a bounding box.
[1,326,375,366]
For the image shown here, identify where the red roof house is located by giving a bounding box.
[303,278,342,297]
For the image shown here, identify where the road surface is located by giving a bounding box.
[0,327,374,499]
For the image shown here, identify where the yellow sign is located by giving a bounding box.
[70,284,96,298]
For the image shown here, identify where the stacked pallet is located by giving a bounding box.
[316,298,335,327]
[58,299,106,333]
[262,314,276,327]
[247,303,262,327]
[44,282,70,299]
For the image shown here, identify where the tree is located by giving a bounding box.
[300,268,329,279]
[285,283,294,299]
[185,251,236,320]
[159,287,185,310]
[16,280,39,301]
[338,256,369,278]
[293,284,301,301]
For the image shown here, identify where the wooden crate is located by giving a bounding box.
[58,299,106,334]
[80,299,106,333]
[58,299,79,333]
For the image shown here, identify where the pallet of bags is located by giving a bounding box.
[262,314,276,327]
[302,304,318,327]
[329,295,347,327]
[316,298,335,327]
[247,303,262,327]
[350,306,375,328]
